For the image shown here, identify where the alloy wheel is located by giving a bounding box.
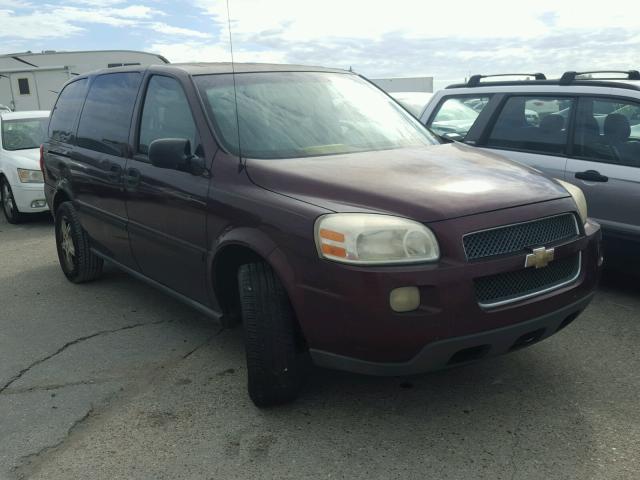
[2,182,15,220]
[60,216,76,270]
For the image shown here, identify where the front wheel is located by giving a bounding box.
[1,178,24,224]
[238,262,308,407]
[55,202,103,283]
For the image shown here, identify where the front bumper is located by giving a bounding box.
[310,293,594,375]
[11,182,48,213]
[285,199,602,371]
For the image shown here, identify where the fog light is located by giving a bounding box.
[31,199,46,208]
[390,286,420,312]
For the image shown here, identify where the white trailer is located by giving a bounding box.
[0,50,169,111]
[370,76,434,93]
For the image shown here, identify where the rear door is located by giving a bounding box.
[566,96,640,241]
[125,73,212,305]
[477,94,575,180]
[71,71,142,267]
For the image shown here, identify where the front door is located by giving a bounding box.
[125,74,211,305]
[478,94,575,180]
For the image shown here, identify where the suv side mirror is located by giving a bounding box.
[148,138,191,170]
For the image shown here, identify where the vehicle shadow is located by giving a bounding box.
[0,212,53,229]
[600,268,640,296]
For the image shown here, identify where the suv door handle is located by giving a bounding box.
[108,164,122,181]
[575,170,608,182]
[125,168,141,188]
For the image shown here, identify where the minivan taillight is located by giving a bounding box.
[39,144,44,175]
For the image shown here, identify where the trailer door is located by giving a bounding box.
[10,73,39,111]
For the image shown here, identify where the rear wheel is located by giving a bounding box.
[238,262,308,407]
[1,178,24,224]
[55,202,103,283]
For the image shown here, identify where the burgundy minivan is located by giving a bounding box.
[43,63,602,406]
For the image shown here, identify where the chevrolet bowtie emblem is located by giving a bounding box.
[525,247,555,269]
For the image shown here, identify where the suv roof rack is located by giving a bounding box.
[465,73,546,87]
[559,70,640,85]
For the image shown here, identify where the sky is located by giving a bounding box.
[1,0,639,90]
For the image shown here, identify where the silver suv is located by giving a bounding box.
[420,71,640,266]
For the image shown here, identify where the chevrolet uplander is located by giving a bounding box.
[42,63,602,406]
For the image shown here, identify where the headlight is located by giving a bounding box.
[17,168,44,183]
[556,179,588,224]
[315,213,440,265]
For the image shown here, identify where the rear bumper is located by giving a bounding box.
[11,182,48,213]
[310,293,594,376]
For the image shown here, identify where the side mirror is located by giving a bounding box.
[148,138,191,170]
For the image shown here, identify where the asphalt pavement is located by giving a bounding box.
[1,213,638,480]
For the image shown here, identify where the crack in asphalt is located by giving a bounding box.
[10,405,96,480]
[182,326,226,359]
[1,378,112,395]
[0,320,170,395]
[508,394,526,480]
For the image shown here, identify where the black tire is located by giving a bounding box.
[1,177,24,224]
[238,262,307,407]
[55,202,103,283]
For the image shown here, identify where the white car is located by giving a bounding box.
[0,110,50,223]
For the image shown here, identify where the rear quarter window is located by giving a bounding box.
[48,79,88,144]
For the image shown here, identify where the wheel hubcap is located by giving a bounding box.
[60,217,76,268]
[2,183,14,216]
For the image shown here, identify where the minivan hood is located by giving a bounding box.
[245,143,569,222]
[2,148,39,169]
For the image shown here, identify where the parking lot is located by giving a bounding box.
[0,213,638,480]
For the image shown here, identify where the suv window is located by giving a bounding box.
[49,79,88,143]
[77,73,141,156]
[573,97,640,167]
[486,96,574,154]
[429,96,490,139]
[138,76,197,155]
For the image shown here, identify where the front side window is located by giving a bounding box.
[1,117,48,151]
[573,97,640,167]
[76,72,141,156]
[486,96,574,155]
[194,72,437,159]
[428,96,490,139]
[138,76,197,155]
[48,79,88,144]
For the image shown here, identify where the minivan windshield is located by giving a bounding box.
[195,72,437,159]
[1,117,48,151]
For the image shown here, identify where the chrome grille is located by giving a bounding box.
[475,253,581,307]
[463,214,578,260]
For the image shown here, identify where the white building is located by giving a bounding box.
[370,76,434,93]
[0,50,169,111]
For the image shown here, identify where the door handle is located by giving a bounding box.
[108,164,122,182]
[575,170,608,182]
[125,168,141,188]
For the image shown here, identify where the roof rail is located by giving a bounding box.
[559,70,640,85]
[466,73,546,87]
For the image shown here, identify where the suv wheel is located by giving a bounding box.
[1,178,23,224]
[238,262,307,407]
[55,202,103,283]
